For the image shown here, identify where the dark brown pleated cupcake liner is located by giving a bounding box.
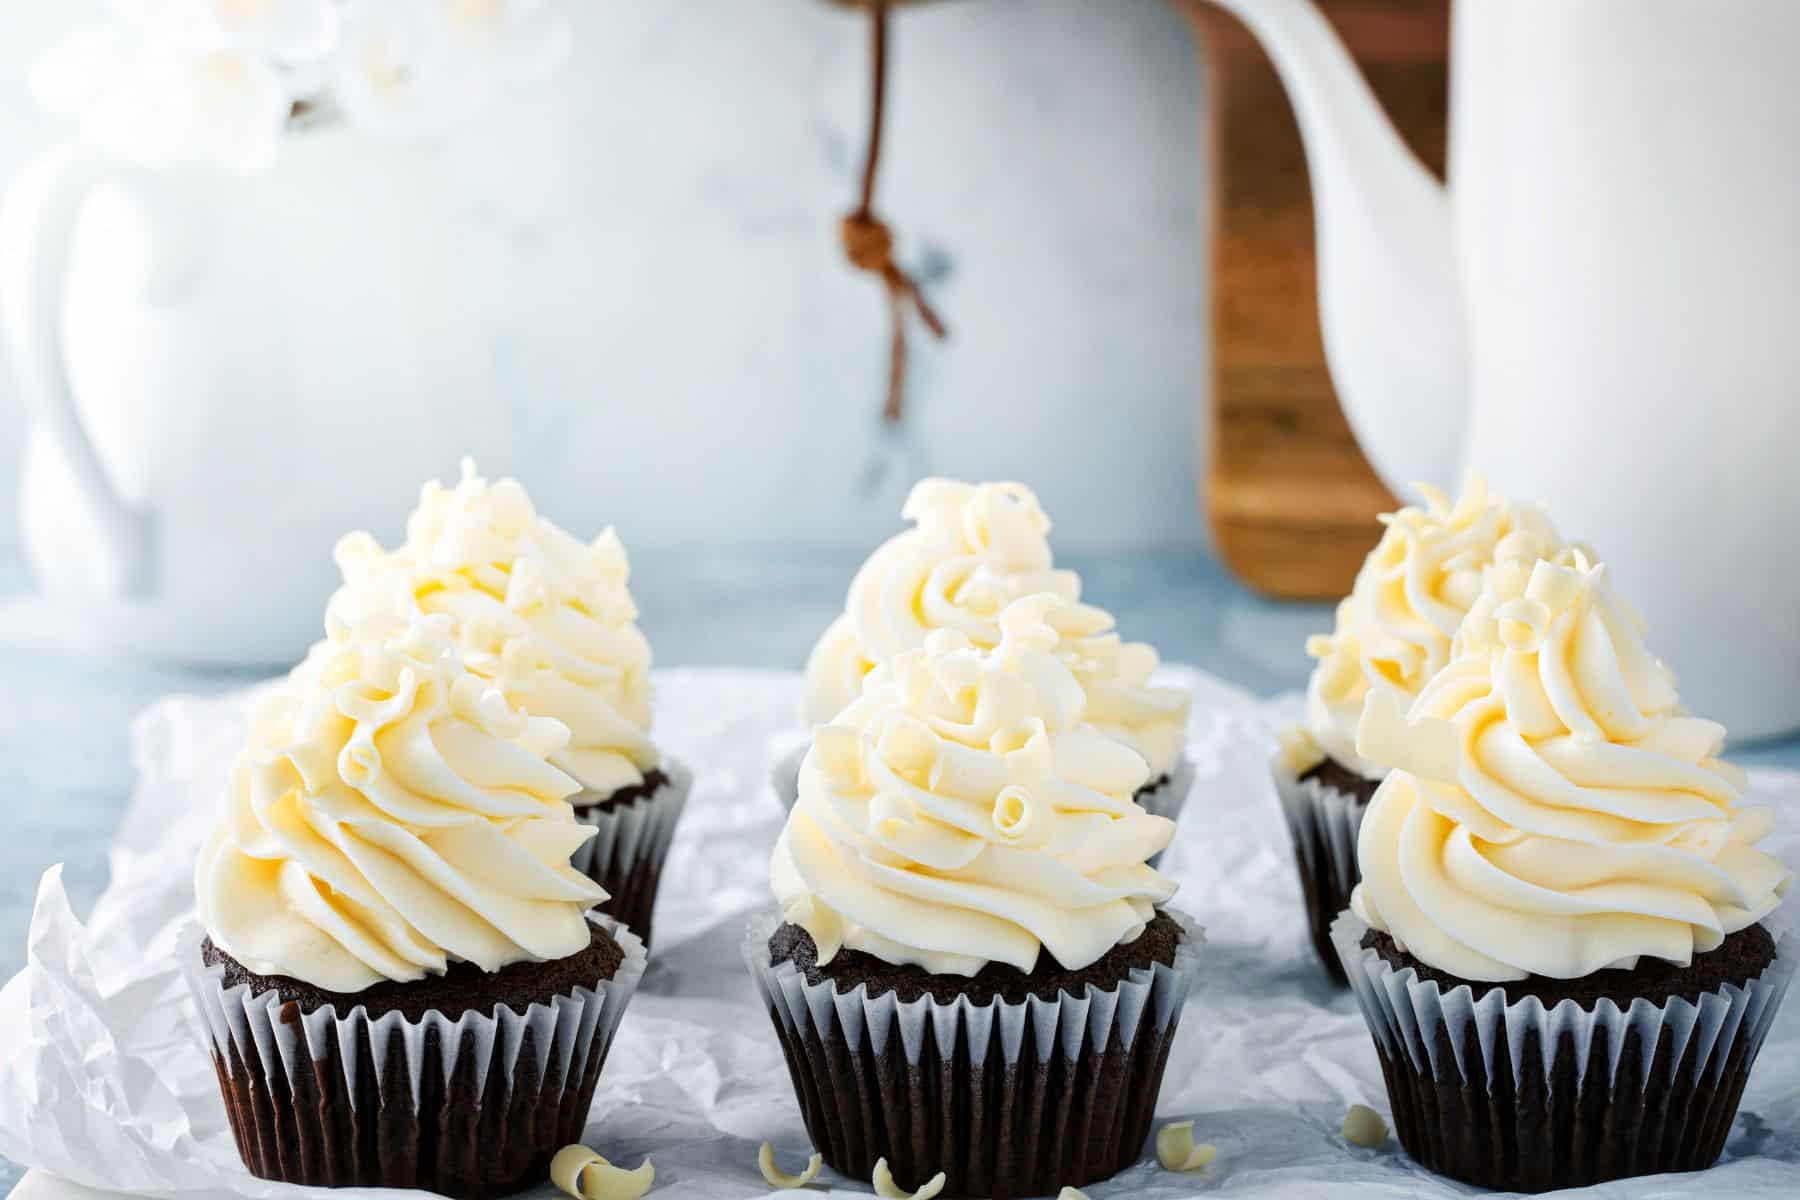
[744,909,1203,1199]
[180,915,646,1200]
[1331,909,1796,1193]
[570,759,691,949]
[1273,759,1371,986]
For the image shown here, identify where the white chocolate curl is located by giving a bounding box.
[550,1145,655,1200]
[802,478,1189,777]
[1155,1120,1217,1172]
[1351,555,1791,981]
[872,1158,946,1200]
[329,459,658,798]
[774,595,1178,976]
[1341,1104,1388,1148]
[757,1143,822,1189]
[1298,471,1574,780]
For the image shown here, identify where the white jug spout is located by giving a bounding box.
[1201,0,1467,491]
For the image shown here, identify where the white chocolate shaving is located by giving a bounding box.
[1155,1121,1218,1173]
[758,1143,823,1189]
[1341,1104,1389,1148]
[550,1144,655,1200]
[872,1157,947,1200]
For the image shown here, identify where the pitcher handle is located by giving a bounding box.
[0,144,154,595]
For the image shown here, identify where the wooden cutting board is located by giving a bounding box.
[1179,0,1450,599]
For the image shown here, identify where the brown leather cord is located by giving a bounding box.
[841,0,947,423]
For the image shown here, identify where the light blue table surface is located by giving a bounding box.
[3,544,1797,1195]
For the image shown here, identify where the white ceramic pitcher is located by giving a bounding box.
[1204,0,1800,738]
[0,129,511,666]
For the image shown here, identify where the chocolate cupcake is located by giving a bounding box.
[1276,473,1570,984]
[749,595,1203,1199]
[787,478,1192,839]
[184,615,646,1199]
[332,461,689,945]
[1334,556,1793,1192]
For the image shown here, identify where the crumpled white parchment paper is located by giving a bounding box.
[2,666,1798,1200]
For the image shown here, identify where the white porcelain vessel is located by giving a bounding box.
[0,130,510,665]
[1,1,1208,666]
[1203,0,1800,738]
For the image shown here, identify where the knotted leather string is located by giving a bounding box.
[842,0,947,422]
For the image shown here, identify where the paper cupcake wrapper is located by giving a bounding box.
[1273,757,1375,986]
[1330,908,1796,1192]
[571,759,692,949]
[181,914,647,1200]
[744,908,1204,1199]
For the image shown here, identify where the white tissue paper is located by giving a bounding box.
[2,667,1798,1199]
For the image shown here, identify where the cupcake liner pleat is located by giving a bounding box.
[181,915,647,1200]
[744,910,1204,1199]
[1330,909,1796,1193]
[1273,758,1374,986]
[570,760,692,948]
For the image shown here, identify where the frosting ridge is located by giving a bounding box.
[803,478,1189,777]
[1349,555,1790,981]
[1300,472,1570,779]
[775,593,1179,976]
[196,613,607,992]
[330,461,658,799]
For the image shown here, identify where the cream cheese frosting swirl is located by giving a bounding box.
[196,613,607,992]
[1297,473,1569,779]
[1056,611,1189,784]
[803,478,1190,778]
[1349,555,1790,981]
[330,461,658,799]
[775,593,1179,976]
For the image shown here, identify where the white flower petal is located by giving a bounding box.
[88,42,291,172]
[333,0,467,139]
[28,24,138,120]
[209,0,342,63]
[440,0,570,83]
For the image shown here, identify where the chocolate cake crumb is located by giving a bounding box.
[1133,772,1172,805]
[1361,922,1777,1010]
[201,919,624,1022]
[770,911,1184,1005]
[1299,757,1383,805]
[571,767,670,816]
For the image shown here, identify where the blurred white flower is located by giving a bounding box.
[202,0,341,63]
[330,0,460,138]
[441,0,571,86]
[334,0,569,139]
[27,24,135,123]
[28,0,569,169]
[35,28,293,172]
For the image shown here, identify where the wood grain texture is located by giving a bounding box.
[1180,0,1450,599]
